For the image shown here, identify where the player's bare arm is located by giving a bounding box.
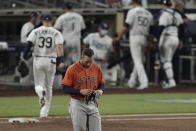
[56,44,64,57]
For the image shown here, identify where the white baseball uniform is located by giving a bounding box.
[21,22,35,43]
[27,25,64,117]
[83,33,118,83]
[125,6,153,89]
[54,12,86,66]
[18,21,35,84]
[158,8,183,88]
[83,33,113,60]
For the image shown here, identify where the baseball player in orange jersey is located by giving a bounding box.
[62,48,104,131]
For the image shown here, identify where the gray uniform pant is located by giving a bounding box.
[128,35,148,87]
[69,98,101,131]
[33,57,56,117]
[159,35,179,84]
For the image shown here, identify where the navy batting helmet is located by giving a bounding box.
[131,0,141,4]
[159,0,172,6]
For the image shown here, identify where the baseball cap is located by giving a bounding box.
[99,22,109,30]
[175,0,184,7]
[30,12,38,17]
[63,2,73,9]
[41,13,52,21]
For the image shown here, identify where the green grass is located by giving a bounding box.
[1,93,196,117]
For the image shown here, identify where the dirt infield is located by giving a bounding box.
[1,84,196,131]
[1,113,196,131]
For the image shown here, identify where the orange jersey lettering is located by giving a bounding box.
[62,61,104,99]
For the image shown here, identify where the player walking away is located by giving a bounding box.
[62,48,104,131]
[113,0,153,90]
[14,12,40,84]
[154,0,183,89]
[54,2,86,66]
[175,0,191,23]
[21,12,40,43]
[24,13,64,117]
[83,22,118,84]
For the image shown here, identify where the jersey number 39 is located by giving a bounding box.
[39,37,52,48]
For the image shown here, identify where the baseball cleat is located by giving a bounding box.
[137,85,148,90]
[161,81,168,89]
[126,81,137,88]
[39,90,46,107]
[40,114,48,118]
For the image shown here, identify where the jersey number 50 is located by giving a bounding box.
[138,16,149,27]
[39,37,52,48]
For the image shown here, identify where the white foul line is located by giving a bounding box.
[101,113,196,118]
[103,116,196,121]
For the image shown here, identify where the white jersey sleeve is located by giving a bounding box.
[20,22,34,43]
[83,34,92,45]
[27,29,36,44]
[55,31,64,45]
[125,9,135,26]
[79,15,86,30]
[54,15,63,31]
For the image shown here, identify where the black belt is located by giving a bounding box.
[34,55,56,58]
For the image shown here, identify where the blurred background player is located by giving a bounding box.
[62,48,104,131]
[154,0,184,89]
[175,0,191,23]
[114,0,153,90]
[21,12,40,43]
[24,13,64,118]
[83,22,119,84]
[54,2,86,66]
[14,12,40,84]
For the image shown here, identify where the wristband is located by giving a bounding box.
[57,56,64,63]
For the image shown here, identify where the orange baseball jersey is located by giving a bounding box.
[62,61,104,99]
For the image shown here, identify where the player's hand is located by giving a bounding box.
[153,37,158,43]
[57,63,65,72]
[80,89,93,96]
[112,37,120,45]
[95,90,103,97]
